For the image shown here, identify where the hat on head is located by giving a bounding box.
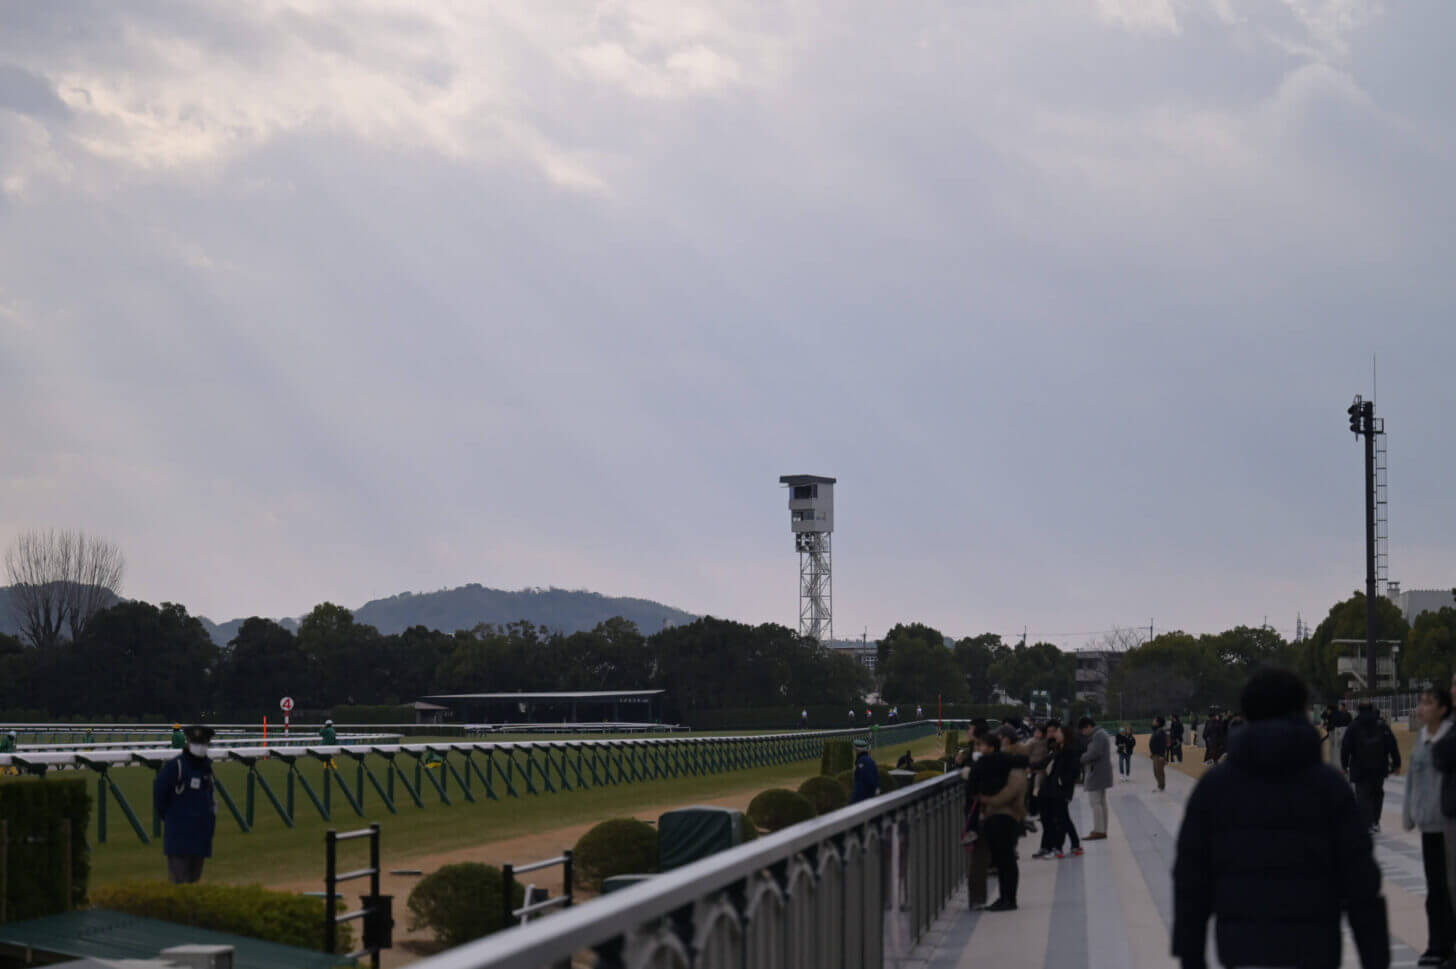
[183,724,214,744]
[852,737,870,750]
[324,719,333,726]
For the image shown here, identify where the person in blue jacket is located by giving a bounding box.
[850,737,880,803]
[153,724,217,884]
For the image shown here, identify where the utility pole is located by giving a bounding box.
[1348,395,1380,693]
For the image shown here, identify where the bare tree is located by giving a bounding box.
[60,531,125,642]
[4,529,124,648]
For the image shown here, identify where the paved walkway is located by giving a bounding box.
[899,758,1430,969]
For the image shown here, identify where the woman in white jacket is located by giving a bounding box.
[1404,685,1454,968]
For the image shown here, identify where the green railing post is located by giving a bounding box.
[251,766,294,827]
[468,751,498,801]
[212,774,250,833]
[439,753,474,804]
[246,770,256,828]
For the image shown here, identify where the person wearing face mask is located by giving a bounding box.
[153,724,217,884]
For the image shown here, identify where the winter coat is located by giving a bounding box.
[1080,728,1114,793]
[1048,743,1081,801]
[1171,720,1185,743]
[1340,710,1401,782]
[1026,736,1050,795]
[320,725,338,745]
[1429,722,1456,819]
[1405,720,1451,833]
[153,752,217,858]
[1148,727,1169,758]
[1172,715,1388,969]
[850,752,880,804]
[981,766,1028,823]
[1115,732,1136,757]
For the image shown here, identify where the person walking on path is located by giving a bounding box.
[1078,716,1113,839]
[153,724,218,885]
[849,737,880,804]
[1170,715,1185,763]
[1037,720,1083,859]
[1403,686,1454,967]
[1331,701,1354,767]
[1173,669,1389,969]
[975,732,1029,911]
[1190,713,1201,749]
[1116,725,1136,780]
[1149,716,1170,792]
[1342,701,1402,832]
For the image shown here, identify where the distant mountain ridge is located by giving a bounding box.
[3,584,699,645]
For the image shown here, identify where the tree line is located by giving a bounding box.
[0,600,874,722]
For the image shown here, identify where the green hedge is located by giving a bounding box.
[834,769,854,797]
[91,881,350,951]
[573,819,659,891]
[0,777,90,919]
[797,776,848,815]
[876,764,900,792]
[820,740,854,777]
[407,862,522,948]
[747,789,816,833]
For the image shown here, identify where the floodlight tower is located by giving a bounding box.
[779,475,835,643]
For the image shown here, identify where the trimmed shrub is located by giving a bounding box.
[876,764,901,792]
[834,769,854,797]
[0,777,90,919]
[574,819,658,891]
[742,815,760,842]
[913,770,941,784]
[912,759,947,773]
[797,776,848,815]
[820,740,854,777]
[942,730,960,760]
[91,881,350,951]
[747,789,816,833]
[406,862,521,948]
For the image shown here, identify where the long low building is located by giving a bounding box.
[418,689,666,725]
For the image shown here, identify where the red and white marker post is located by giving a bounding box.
[280,696,294,736]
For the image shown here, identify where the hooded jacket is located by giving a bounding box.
[1172,715,1388,969]
[1079,727,1113,792]
[1340,709,1400,782]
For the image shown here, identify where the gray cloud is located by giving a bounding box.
[0,1,1451,645]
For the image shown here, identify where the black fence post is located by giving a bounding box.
[501,863,515,931]
[324,829,337,954]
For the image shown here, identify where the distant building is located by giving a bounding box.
[827,639,877,671]
[1390,585,1455,624]
[1075,650,1123,708]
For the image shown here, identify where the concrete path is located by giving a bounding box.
[897,760,1432,969]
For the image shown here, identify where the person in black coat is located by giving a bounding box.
[1173,669,1388,969]
[1341,703,1402,831]
[152,724,218,884]
[1035,721,1083,858]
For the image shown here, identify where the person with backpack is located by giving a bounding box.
[1149,716,1170,792]
[1342,701,1402,832]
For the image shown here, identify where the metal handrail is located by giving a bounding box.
[410,771,963,969]
[512,855,568,875]
[0,722,935,771]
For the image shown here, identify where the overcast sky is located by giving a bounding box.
[2,1,1452,647]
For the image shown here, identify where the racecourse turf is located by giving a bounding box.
[10,731,950,890]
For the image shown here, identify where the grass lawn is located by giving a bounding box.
[43,730,951,890]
